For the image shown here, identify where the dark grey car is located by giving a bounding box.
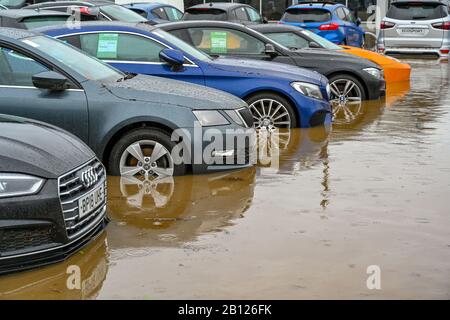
[0,114,108,274]
[0,28,255,179]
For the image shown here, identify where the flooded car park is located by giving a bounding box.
[0,59,449,299]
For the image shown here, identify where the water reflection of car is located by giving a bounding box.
[0,233,109,299]
[124,2,183,25]
[0,114,108,275]
[106,168,256,250]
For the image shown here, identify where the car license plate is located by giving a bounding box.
[399,28,427,36]
[78,184,104,219]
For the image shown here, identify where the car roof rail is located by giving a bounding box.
[293,1,339,6]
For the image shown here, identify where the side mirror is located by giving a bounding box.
[159,48,185,70]
[262,16,269,24]
[264,43,278,57]
[309,41,321,49]
[356,17,362,26]
[32,71,69,91]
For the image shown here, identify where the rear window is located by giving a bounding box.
[22,15,70,28]
[386,2,447,20]
[282,8,332,23]
[183,8,227,21]
[100,5,147,22]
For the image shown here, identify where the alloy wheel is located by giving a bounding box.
[329,79,363,124]
[249,98,291,130]
[119,140,174,179]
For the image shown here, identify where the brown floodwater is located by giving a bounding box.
[1,60,449,299]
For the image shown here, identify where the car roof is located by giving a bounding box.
[36,21,159,34]
[124,2,169,10]
[249,23,304,33]
[186,2,252,12]
[0,27,38,40]
[288,1,342,11]
[391,0,448,3]
[0,9,71,19]
[27,0,114,8]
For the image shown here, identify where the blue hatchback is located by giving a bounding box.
[123,2,183,24]
[41,23,332,129]
[280,2,365,47]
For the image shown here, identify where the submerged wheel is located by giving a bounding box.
[108,128,186,178]
[246,93,297,130]
[329,74,365,124]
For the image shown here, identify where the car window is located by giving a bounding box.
[183,8,227,21]
[100,5,147,22]
[245,7,262,22]
[184,27,265,55]
[336,7,347,20]
[164,6,183,21]
[0,46,48,86]
[151,7,168,20]
[299,29,342,50]
[282,8,332,23]
[22,15,71,29]
[264,32,310,50]
[342,7,356,23]
[79,33,166,62]
[386,2,447,20]
[128,8,148,18]
[234,7,249,21]
[23,36,123,82]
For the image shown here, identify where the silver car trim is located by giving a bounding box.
[0,85,84,91]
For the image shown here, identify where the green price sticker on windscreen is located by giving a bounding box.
[97,33,119,59]
[210,31,228,54]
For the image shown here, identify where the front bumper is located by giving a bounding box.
[0,160,108,275]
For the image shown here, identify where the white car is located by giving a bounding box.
[377,0,450,58]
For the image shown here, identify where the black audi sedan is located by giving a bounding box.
[161,21,386,103]
[0,114,108,274]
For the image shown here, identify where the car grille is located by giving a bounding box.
[238,107,254,128]
[0,226,54,254]
[58,158,106,239]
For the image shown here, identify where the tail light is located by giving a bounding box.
[440,49,450,54]
[78,7,90,15]
[277,21,285,25]
[380,21,395,29]
[318,23,339,31]
[432,22,450,30]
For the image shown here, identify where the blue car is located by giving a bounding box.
[280,1,365,47]
[40,23,332,129]
[123,2,183,24]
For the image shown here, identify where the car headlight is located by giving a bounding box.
[193,110,229,126]
[0,173,44,199]
[363,67,382,80]
[224,109,245,126]
[291,82,323,100]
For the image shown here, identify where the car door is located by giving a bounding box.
[342,7,363,47]
[0,44,89,142]
[60,31,205,85]
[170,26,295,65]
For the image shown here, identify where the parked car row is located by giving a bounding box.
[0,1,411,275]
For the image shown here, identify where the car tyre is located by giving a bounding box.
[109,128,186,178]
[245,92,298,130]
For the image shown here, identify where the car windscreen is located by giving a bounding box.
[22,16,71,29]
[101,4,147,22]
[183,8,227,21]
[282,8,332,23]
[21,36,124,82]
[300,29,342,50]
[386,2,447,20]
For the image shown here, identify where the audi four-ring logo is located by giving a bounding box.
[79,166,98,189]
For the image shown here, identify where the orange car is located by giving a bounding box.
[340,45,411,83]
